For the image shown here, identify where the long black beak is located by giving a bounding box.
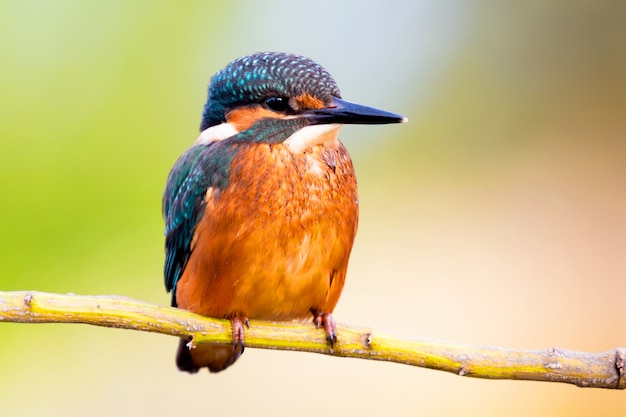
[304,96,407,125]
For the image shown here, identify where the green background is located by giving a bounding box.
[1,1,625,416]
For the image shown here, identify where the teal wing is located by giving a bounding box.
[162,142,235,307]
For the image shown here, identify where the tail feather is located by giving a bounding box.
[176,339,243,373]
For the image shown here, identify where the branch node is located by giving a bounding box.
[23,292,33,309]
[361,332,372,349]
[615,348,626,389]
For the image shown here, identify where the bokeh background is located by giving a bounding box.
[1,1,625,416]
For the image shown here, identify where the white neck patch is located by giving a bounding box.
[194,121,342,153]
[195,123,239,145]
[284,123,342,153]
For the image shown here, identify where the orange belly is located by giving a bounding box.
[175,139,358,321]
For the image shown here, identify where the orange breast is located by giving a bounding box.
[175,140,358,321]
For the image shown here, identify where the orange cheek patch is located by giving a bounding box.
[294,93,325,110]
[226,105,279,131]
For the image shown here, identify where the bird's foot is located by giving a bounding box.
[230,316,249,353]
[310,309,337,349]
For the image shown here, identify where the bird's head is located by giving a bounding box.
[197,52,406,150]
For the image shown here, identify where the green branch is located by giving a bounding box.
[1,290,624,389]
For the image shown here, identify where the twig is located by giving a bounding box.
[0,290,624,389]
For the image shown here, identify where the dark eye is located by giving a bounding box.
[264,96,289,112]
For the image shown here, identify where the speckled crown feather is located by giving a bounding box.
[200,52,341,130]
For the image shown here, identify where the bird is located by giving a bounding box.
[163,52,406,373]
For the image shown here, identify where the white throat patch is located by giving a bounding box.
[284,124,342,153]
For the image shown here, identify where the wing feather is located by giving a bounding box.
[162,143,234,306]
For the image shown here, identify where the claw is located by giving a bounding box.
[230,317,247,353]
[310,309,337,349]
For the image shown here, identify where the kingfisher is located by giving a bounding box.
[163,52,405,373]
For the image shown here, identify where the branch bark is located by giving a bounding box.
[0,290,624,389]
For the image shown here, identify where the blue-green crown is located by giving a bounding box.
[200,52,341,130]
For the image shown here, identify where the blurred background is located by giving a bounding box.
[1,1,625,415]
